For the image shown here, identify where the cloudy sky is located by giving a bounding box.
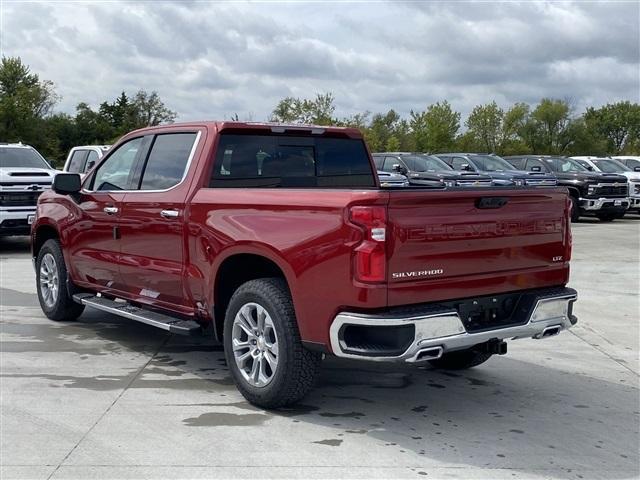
[2,1,639,122]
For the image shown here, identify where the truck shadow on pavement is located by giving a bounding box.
[3,306,639,479]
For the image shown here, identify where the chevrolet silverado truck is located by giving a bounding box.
[1,143,57,236]
[505,155,629,222]
[572,157,640,213]
[32,122,577,408]
[434,153,558,187]
[373,152,493,187]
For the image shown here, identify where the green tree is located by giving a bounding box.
[410,101,460,152]
[529,98,574,154]
[0,56,58,146]
[271,93,336,125]
[385,136,401,151]
[584,101,640,154]
[500,103,530,155]
[131,90,177,127]
[465,101,503,153]
[365,110,403,152]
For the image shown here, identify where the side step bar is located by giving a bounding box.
[73,294,202,336]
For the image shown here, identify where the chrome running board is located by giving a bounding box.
[73,294,202,336]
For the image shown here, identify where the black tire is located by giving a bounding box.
[223,278,322,408]
[569,195,580,222]
[36,239,85,321]
[428,347,493,370]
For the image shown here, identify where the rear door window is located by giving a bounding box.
[67,150,89,173]
[210,134,374,188]
[506,157,525,169]
[138,133,197,190]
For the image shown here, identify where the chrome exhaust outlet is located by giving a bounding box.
[407,346,444,363]
[534,325,562,339]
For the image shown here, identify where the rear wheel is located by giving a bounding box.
[36,239,85,321]
[223,278,322,408]
[429,347,493,370]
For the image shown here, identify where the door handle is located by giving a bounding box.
[103,206,118,215]
[160,209,180,219]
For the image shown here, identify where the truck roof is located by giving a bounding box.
[126,121,363,139]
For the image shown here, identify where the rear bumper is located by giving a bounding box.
[579,197,629,211]
[329,287,577,363]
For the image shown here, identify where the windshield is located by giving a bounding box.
[470,155,515,171]
[0,147,50,169]
[543,157,588,173]
[593,159,630,173]
[404,155,451,172]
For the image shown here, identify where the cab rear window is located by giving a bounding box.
[209,134,375,188]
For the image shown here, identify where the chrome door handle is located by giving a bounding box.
[103,206,118,215]
[160,209,180,219]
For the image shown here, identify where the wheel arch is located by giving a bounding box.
[32,224,60,261]
[211,252,293,342]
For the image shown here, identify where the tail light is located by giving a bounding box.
[350,205,387,283]
[565,196,572,261]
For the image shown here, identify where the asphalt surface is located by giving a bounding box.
[1,217,639,479]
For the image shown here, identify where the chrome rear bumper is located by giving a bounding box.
[329,288,577,363]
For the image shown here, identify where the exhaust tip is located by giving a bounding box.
[411,346,444,362]
[536,325,562,339]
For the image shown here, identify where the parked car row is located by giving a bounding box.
[373,151,639,222]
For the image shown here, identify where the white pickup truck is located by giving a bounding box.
[0,143,57,236]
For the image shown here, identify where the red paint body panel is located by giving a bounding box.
[32,121,573,351]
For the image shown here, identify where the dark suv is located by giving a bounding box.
[505,155,629,222]
[434,153,557,187]
[373,152,492,187]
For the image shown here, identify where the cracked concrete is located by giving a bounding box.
[0,217,638,479]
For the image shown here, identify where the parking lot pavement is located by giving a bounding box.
[1,218,638,480]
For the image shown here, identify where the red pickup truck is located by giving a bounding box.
[32,122,577,408]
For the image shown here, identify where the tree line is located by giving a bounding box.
[1,56,638,167]
[271,94,640,157]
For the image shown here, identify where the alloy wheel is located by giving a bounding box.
[231,302,279,387]
[39,253,59,308]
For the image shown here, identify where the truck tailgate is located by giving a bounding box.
[386,188,570,306]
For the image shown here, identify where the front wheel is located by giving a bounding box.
[36,239,85,321]
[569,195,580,222]
[429,347,493,370]
[223,278,322,408]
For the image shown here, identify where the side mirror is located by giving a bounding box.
[587,166,594,171]
[634,167,640,172]
[461,163,472,171]
[531,166,542,172]
[392,164,406,174]
[53,173,81,195]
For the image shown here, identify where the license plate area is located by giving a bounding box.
[27,214,35,225]
[614,199,622,206]
[450,292,535,332]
